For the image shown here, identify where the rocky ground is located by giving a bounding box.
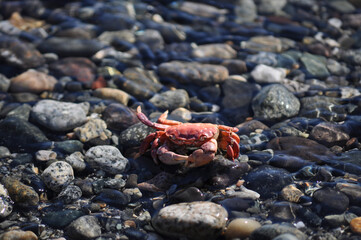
[0,0,360,239]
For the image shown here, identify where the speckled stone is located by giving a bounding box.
[250,64,287,83]
[85,145,129,174]
[31,100,89,132]
[0,183,12,218]
[152,201,228,240]
[2,176,39,207]
[65,151,87,172]
[0,230,38,240]
[74,118,112,142]
[41,161,74,192]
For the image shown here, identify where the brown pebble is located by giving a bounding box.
[93,88,130,105]
[280,184,304,203]
[124,220,137,228]
[10,69,57,94]
[350,217,361,235]
[2,177,39,207]
[0,230,38,240]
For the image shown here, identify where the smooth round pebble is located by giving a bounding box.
[31,100,89,131]
[41,161,74,192]
[85,145,129,174]
[65,215,101,239]
[350,217,361,235]
[0,230,38,240]
[225,218,261,239]
[152,201,228,240]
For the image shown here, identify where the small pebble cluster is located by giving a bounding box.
[0,0,360,240]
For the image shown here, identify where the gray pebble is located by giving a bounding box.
[65,151,87,172]
[85,145,129,174]
[149,89,189,111]
[66,215,101,239]
[31,99,89,131]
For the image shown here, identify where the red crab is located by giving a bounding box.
[136,106,240,167]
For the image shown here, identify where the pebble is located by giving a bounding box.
[57,184,82,204]
[0,230,38,240]
[252,84,300,121]
[152,201,228,240]
[158,61,229,86]
[280,184,304,203]
[35,150,57,162]
[93,188,130,208]
[102,103,139,131]
[221,79,259,109]
[300,53,330,78]
[224,218,261,239]
[74,118,112,142]
[0,117,48,151]
[250,224,306,240]
[310,121,350,146]
[65,215,102,239]
[149,89,189,111]
[93,88,130,106]
[244,165,293,198]
[191,43,237,59]
[65,151,87,172]
[41,161,74,192]
[31,100,89,132]
[0,184,12,218]
[2,176,39,207]
[313,187,349,215]
[251,64,287,84]
[350,217,361,235]
[49,57,97,86]
[9,69,57,93]
[42,210,85,228]
[85,145,129,174]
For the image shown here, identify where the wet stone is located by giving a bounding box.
[0,117,48,151]
[149,89,189,111]
[224,218,261,239]
[152,201,228,240]
[9,69,57,94]
[313,187,349,215]
[65,215,101,239]
[158,61,229,86]
[42,210,85,229]
[310,121,350,146]
[102,103,138,131]
[35,150,57,162]
[300,53,330,78]
[335,183,361,206]
[221,79,259,109]
[244,165,293,198]
[74,118,112,143]
[93,188,130,208]
[31,100,89,132]
[0,230,38,240]
[6,104,31,120]
[252,84,300,121]
[41,161,74,192]
[85,145,129,174]
[250,224,306,240]
[169,187,204,204]
[270,201,301,221]
[2,176,39,207]
[280,184,304,203]
[0,73,10,92]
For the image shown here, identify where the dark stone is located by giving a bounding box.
[102,103,139,131]
[313,187,349,215]
[93,189,130,208]
[244,165,293,198]
[42,210,85,228]
[169,187,204,204]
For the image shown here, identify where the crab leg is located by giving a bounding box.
[157,110,182,125]
[187,138,218,167]
[219,131,240,160]
[218,125,239,133]
[157,142,188,165]
[136,106,169,130]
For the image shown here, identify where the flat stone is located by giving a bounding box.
[31,100,89,132]
[152,201,228,240]
[0,230,38,240]
[191,43,237,59]
[250,224,306,240]
[350,217,361,235]
[149,89,189,111]
[250,64,287,83]
[74,118,112,142]
[2,177,39,207]
[93,88,130,105]
[66,215,101,239]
